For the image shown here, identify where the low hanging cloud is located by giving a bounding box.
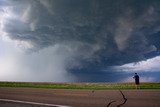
[0,0,160,82]
[110,56,160,72]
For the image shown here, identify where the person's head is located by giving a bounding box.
[135,73,137,75]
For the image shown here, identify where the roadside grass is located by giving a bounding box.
[0,82,160,90]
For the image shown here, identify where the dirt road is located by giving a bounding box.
[0,87,159,107]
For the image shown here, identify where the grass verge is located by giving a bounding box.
[0,82,160,90]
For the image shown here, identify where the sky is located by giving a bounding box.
[0,0,160,82]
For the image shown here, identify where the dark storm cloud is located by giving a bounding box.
[1,0,160,71]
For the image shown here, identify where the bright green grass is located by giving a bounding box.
[0,82,160,90]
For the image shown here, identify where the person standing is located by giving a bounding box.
[133,73,140,89]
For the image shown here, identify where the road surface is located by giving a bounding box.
[0,87,160,107]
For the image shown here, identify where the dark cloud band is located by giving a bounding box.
[1,0,160,71]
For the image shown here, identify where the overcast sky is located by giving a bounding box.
[0,0,160,82]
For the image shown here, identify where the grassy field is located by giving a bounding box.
[0,82,160,90]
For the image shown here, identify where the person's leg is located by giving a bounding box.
[135,85,138,89]
[138,84,140,89]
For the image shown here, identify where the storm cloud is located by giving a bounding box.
[0,0,160,82]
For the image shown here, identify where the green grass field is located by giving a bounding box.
[0,82,160,90]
